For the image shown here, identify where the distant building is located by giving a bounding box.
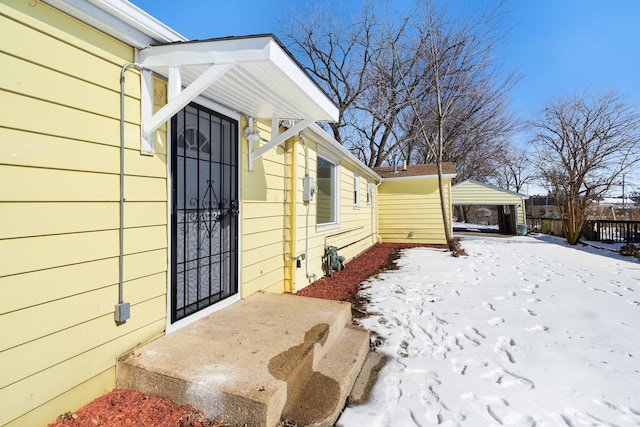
[597,197,637,208]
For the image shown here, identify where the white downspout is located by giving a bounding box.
[375,179,383,242]
[115,62,143,324]
[300,135,317,282]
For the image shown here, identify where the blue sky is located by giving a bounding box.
[130,0,640,194]
[129,0,640,123]
[130,0,640,196]
[129,0,640,122]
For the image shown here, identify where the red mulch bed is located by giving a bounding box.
[49,243,444,427]
[296,242,446,315]
[48,389,226,427]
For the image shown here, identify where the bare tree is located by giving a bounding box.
[395,2,517,255]
[283,4,374,145]
[286,1,518,254]
[348,15,420,166]
[492,146,537,193]
[530,92,640,244]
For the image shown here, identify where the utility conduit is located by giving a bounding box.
[116,62,143,324]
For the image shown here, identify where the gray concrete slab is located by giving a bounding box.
[117,292,367,427]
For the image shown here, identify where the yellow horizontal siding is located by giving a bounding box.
[2,294,165,393]
[2,54,140,123]
[0,226,166,277]
[242,202,284,219]
[290,140,378,292]
[0,2,138,91]
[4,367,114,427]
[0,3,170,426]
[0,201,166,239]
[0,249,166,315]
[378,178,449,244]
[242,242,283,268]
[240,119,287,294]
[241,229,283,252]
[1,88,142,148]
[242,265,284,297]
[242,214,285,236]
[1,128,166,176]
[0,166,166,201]
[1,272,165,355]
[0,312,165,426]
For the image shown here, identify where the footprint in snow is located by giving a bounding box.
[628,300,640,306]
[562,407,616,427]
[481,365,535,390]
[447,335,464,352]
[461,393,510,426]
[482,302,496,311]
[525,325,549,333]
[457,332,480,346]
[521,308,537,316]
[592,398,640,424]
[431,345,450,360]
[493,336,517,364]
[487,317,505,326]
[466,325,487,339]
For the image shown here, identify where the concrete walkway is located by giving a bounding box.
[117,292,370,427]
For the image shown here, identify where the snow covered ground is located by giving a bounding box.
[338,234,640,426]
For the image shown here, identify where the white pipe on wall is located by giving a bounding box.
[116,62,143,323]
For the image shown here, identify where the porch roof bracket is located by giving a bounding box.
[248,117,314,171]
[141,62,233,138]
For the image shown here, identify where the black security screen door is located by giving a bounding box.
[170,103,239,323]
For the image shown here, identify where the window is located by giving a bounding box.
[354,173,360,208]
[367,180,372,206]
[317,154,339,225]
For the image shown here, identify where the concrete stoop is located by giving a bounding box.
[116,292,370,427]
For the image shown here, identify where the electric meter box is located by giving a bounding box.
[303,176,316,202]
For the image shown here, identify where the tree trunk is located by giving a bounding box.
[437,162,466,256]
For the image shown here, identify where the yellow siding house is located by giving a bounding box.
[0,0,381,425]
[374,163,457,245]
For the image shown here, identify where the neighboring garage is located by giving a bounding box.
[452,180,528,234]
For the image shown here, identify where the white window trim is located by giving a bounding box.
[354,172,361,209]
[316,148,340,231]
[367,180,372,206]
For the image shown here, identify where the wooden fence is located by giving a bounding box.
[585,220,640,243]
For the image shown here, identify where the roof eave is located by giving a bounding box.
[382,173,457,182]
[453,179,529,199]
[138,36,339,122]
[41,0,186,47]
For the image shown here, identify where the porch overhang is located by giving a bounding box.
[138,35,338,161]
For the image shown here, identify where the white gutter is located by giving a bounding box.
[41,0,186,47]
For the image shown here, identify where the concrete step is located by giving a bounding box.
[281,325,370,427]
[116,292,367,427]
